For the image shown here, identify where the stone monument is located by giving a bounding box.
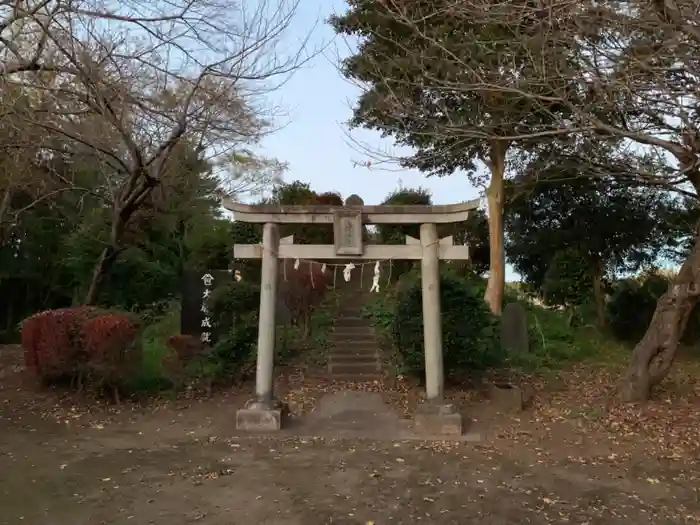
[500,302,529,355]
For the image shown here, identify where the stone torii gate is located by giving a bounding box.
[225,196,478,435]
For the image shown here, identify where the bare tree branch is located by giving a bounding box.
[0,0,319,302]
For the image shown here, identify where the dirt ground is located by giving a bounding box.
[2,345,700,525]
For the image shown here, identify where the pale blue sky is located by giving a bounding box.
[257,0,518,280]
[259,0,483,206]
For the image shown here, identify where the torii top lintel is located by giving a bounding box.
[221,197,480,225]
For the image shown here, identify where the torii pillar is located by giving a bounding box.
[406,225,463,436]
[419,223,444,401]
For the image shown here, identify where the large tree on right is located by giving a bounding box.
[331,0,575,315]
[333,0,700,401]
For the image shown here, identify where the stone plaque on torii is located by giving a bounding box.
[224,195,479,435]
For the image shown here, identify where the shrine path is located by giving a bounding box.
[1,347,697,525]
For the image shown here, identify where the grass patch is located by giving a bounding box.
[508,301,630,373]
[127,304,181,394]
[364,282,632,379]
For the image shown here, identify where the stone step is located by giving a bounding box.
[331,346,380,356]
[329,353,380,363]
[327,373,383,382]
[330,354,380,364]
[331,340,378,349]
[332,325,375,335]
[332,337,379,346]
[338,308,364,316]
[331,335,379,345]
[331,339,381,354]
[331,341,381,354]
[333,316,369,327]
[328,361,382,375]
[330,333,377,343]
[336,305,369,320]
[331,341,377,349]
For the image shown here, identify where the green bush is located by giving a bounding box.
[606,279,656,343]
[542,249,592,309]
[287,291,342,366]
[130,304,181,393]
[364,268,613,378]
[210,311,259,381]
[643,273,670,298]
[208,280,260,334]
[391,270,502,381]
[606,273,700,345]
[205,281,261,381]
[131,287,262,391]
[362,292,395,334]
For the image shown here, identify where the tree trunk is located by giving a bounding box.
[0,187,11,246]
[83,246,115,305]
[82,176,157,305]
[566,306,575,328]
[83,214,127,305]
[484,140,507,316]
[592,261,606,328]
[622,230,700,402]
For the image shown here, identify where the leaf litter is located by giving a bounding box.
[2,346,700,523]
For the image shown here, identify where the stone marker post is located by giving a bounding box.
[501,302,529,355]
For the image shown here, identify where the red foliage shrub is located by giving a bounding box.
[81,314,141,397]
[314,192,344,206]
[162,334,210,389]
[21,308,141,399]
[21,307,104,381]
[279,259,329,334]
[82,314,139,357]
[166,334,206,362]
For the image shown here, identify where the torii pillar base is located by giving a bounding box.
[236,398,290,432]
[413,401,463,437]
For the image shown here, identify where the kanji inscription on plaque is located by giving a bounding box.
[333,211,363,255]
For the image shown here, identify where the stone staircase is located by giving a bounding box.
[327,288,383,381]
